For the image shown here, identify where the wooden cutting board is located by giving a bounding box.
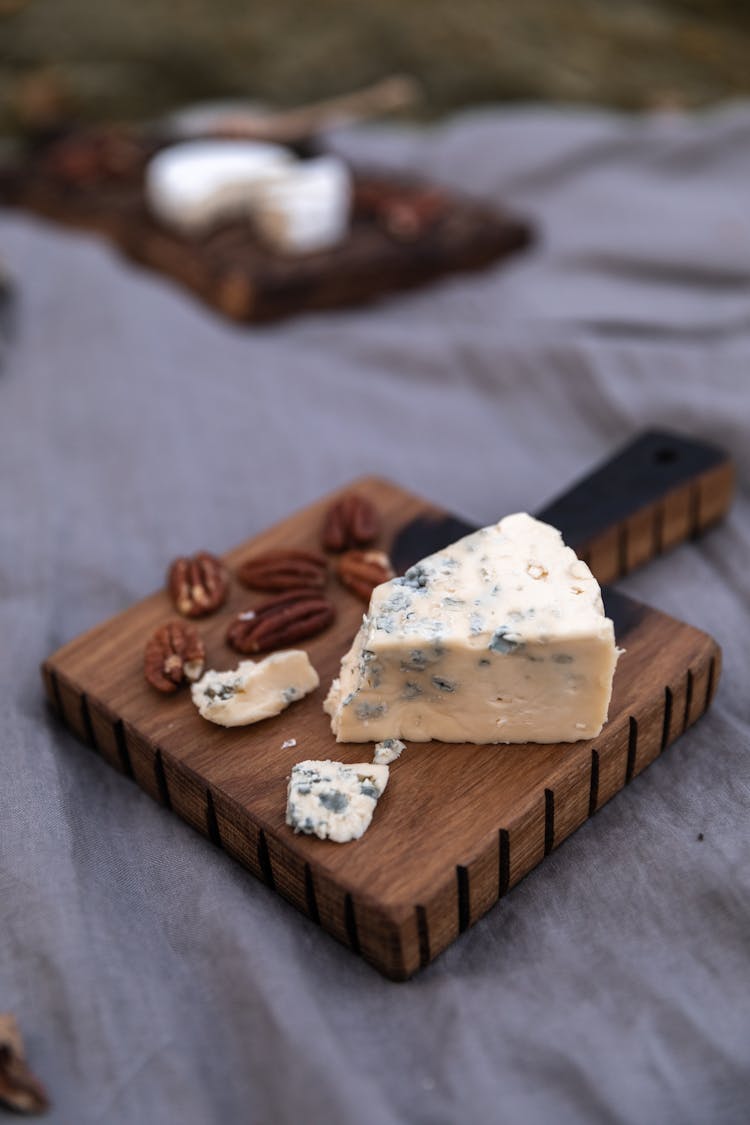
[1,132,531,323]
[41,438,732,979]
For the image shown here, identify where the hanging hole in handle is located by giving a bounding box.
[654,447,678,464]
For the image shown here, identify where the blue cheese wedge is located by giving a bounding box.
[373,739,406,765]
[324,513,619,744]
[286,760,389,843]
[192,650,318,727]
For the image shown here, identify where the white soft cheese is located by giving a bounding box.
[192,651,318,727]
[324,513,619,744]
[145,139,293,234]
[252,156,351,254]
[286,759,389,843]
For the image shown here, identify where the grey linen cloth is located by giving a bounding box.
[1,103,749,1125]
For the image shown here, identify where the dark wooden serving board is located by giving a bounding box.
[1,131,531,323]
[41,434,733,979]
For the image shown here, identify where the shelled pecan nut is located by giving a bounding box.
[144,621,206,693]
[354,181,449,240]
[168,551,229,618]
[42,128,146,186]
[337,550,395,601]
[322,493,379,552]
[226,589,335,654]
[237,549,328,592]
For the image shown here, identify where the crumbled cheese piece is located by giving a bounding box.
[324,513,619,744]
[281,738,297,749]
[192,651,318,727]
[146,139,293,234]
[373,738,406,765]
[286,760,389,843]
[252,156,351,254]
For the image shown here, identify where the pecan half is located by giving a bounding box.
[226,589,335,654]
[337,550,395,601]
[354,181,449,240]
[41,128,147,187]
[144,621,206,693]
[0,1013,50,1115]
[322,493,379,552]
[237,549,327,593]
[168,551,228,618]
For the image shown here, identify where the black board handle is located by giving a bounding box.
[390,429,734,585]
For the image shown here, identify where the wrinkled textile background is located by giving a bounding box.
[1,104,749,1125]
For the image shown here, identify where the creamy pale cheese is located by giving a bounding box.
[145,140,293,234]
[192,650,318,727]
[286,760,389,843]
[252,156,351,254]
[324,513,619,744]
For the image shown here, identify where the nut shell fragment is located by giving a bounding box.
[144,621,206,693]
[168,551,228,618]
[226,589,335,654]
[0,1013,50,1115]
[322,493,379,552]
[237,548,327,593]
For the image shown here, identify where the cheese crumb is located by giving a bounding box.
[373,739,406,765]
[192,651,318,727]
[286,760,389,843]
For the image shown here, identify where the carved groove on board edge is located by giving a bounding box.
[498,829,510,897]
[689,482,701,538]
[626,716,638,784]
[257,829,275,890]
[616,523,628,580]
[153,748,171,810]
[113,719,134,779]
[661,686,674,752]
[45,665,64,719]
[705,656,716,713]
[456,866,470,933]
[304,864,320,924]
[589,749,600,817]
[205,788,222,847]
[344,894,360,954]
[416,906,430,970]
[683,669,694,734]
[544,789,555,855]
[80,693,96,750]
[652,502,665,556]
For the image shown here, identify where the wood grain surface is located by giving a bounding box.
[42,478,722,979]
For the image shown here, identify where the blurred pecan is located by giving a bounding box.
[0,1012,50,1115]
[226,589,335,654]
[237,549,327,593]
[354,181,449,240]
[168,551,229,618]
[144,621,206,693]
[41,128,147,186]
[338,550,394,601]
[322,493,379,552]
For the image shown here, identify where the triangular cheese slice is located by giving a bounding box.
[324,513,618,744]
